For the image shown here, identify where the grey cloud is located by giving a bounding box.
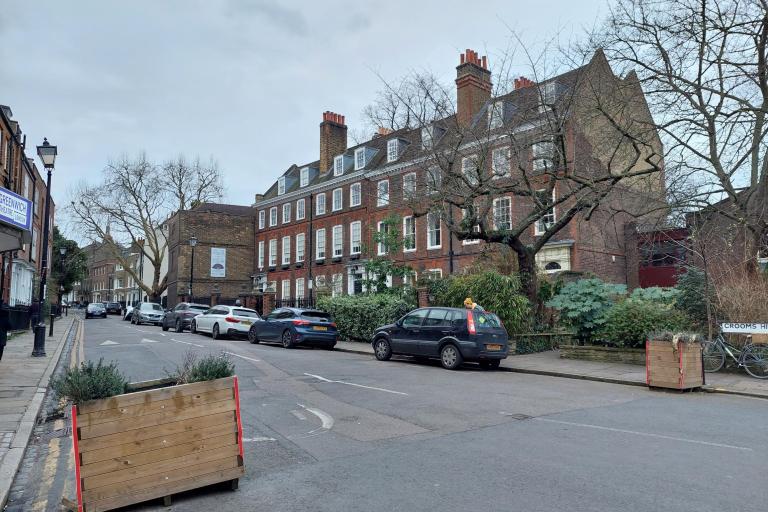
[225,0,309,36]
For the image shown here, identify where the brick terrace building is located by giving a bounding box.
[251,49,665,304]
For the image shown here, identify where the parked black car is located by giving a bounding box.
[247,308,337,349]
[130,302,164,326]
[85,302,107,319]
[372,307,509,370]
[105,302,122,315]
[162,302,209,332]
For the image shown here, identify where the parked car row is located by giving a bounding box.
[106,300,510,370]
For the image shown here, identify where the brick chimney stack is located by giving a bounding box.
[456,49,492,128]
[319,111,347,174]
[514,76,535,90]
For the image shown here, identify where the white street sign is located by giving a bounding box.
[720,323,768,334]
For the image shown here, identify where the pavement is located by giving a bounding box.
[10,315,764,512]
[335,340,768,398]
[0,313,77,509]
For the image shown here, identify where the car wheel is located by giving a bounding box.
[440,344,463,370]
[212,323,221,340]
[175,319,183,333]
[480,360,501,370]
[191,320,197,334]
[281,330,294,349]
[323,344,336,351]
[247,326,260,344]
[161,320,169,331]
[374,337,392,361]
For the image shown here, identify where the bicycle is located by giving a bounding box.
[701,333,768,379]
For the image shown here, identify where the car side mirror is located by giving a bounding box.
[395,319,403,327]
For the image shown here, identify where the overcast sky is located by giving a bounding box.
[0,0,605,236]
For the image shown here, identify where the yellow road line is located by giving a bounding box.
[30,437,61,511]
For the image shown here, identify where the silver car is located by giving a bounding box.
[130,302,164,326]
[191,305,261,340]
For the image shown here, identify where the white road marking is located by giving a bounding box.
[100,340,119,346]
[297,403,334,430]
[242,436,276,442]
[141,338,160,343]
[224,351,261,363]
[290,410,307,421]
[534,418,753,451]
[303,372,409,396]
[172,339,204,348]
[159,333,167,337]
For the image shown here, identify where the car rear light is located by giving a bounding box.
[224,316,240,323]
[292,319,311,326]
[467,311,476,335]
[330,322,336,328]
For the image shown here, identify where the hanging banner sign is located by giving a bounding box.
[0,187,32,231]
[210,247,226,277]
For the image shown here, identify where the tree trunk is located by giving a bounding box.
[516,248,539,305]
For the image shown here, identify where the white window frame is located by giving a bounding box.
[281,236,291,265]
[316,193,326,215]
[533,140,555,172]
[281,279,291,299]
[316,228,326,259]
[377,180,389,206]
[427,213,442,249]
[282,203,291,224]
[334,155,344,176]
[350,221,362,255]
[377,221,389,256]
[488,100,504,129]
[421,126,433,150]
[462,208,481,245]
[258,241,265,268]
[296,233,305,262]
[332,225,343,258]
[402,172,416,199]
[332,273,343,297]
[387,139,399,162]
[424,268,443,280]
[269,207,277,227]
[462,155,479,186]
[258,210,265,229]
[427,167,442,195]
[269,239,277,267]
[492,146,511,178]
[277,176,286,195]
[332,187,343,212]
[403,216,416,252]
[535,189,557,235]
[296,198,305,220]
[493,197,512,230]
[296,278,305,299]
[354,147,366,170]
[350,182,361,207]
[300,167,309,187]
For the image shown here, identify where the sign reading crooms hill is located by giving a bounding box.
[721,323,768,334]
[0,187,32,232]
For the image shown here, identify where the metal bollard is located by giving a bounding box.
[49,313,54,337]
[65,306,68,317]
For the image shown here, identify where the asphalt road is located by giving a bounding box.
[26,315,768,511]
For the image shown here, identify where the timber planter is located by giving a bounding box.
[645,337,704,390]
[71,376,245,512]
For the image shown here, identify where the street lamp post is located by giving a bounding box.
[32,138,57,357]
[188,236,198,301]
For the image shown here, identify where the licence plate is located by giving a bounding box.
[313,326,328,331]
[486,344,502,351]
[241,320,252,326]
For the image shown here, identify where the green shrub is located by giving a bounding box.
[431,271,530,334]
[170,351,235,384]
[674,267,710,327]
[52,359,127,404]
[317,293,415,342]
[599,299,689,348]
[546,278,627,342]
[630,286,679,304]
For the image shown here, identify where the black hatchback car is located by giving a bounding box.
[247,308,337,349]
[105,302,122,315]
[372,307,509,370]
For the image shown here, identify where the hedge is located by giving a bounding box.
[317,293,415,342]
[598,299,689,348]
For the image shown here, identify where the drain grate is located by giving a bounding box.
[35,427,71,443]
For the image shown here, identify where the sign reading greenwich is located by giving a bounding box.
[0,187,32,231]
[721,323,768,334]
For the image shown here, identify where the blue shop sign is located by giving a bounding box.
[0,187,32,232]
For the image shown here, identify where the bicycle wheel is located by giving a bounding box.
[701,340,725,373]
[742,344,768,379]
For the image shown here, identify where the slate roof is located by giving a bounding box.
[190,202,255,216]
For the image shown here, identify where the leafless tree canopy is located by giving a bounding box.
[593,0,768,254]
[68,153,224,299]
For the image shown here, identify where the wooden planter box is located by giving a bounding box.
[645,340,704,390]
[71,376,245,512]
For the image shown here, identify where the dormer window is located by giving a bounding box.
[300,167,309,187]
[354,148,366,170]
[277,176,286,195]
[488,101,504,129]
[421,126,434,150]
[387,139,400,162]
[538,82,558,113]
[334,155,344,176]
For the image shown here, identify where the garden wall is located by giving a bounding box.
[560,345,646,365]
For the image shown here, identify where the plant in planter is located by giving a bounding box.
[646,330,705,390]
[58,353,244,512]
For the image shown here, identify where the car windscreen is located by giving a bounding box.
[142,304,163,311]
[474,311,502,329]
[233,309,259,318]
[300,311,331,321]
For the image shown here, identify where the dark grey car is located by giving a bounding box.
[372,307,509,370]
[162,303,209,332]
[130,302,164,326]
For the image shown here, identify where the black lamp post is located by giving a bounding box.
[188,236,198,301]
[32,138,57,357]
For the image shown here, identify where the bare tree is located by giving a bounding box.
[68,153,224,300]
[592,0,768,266]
